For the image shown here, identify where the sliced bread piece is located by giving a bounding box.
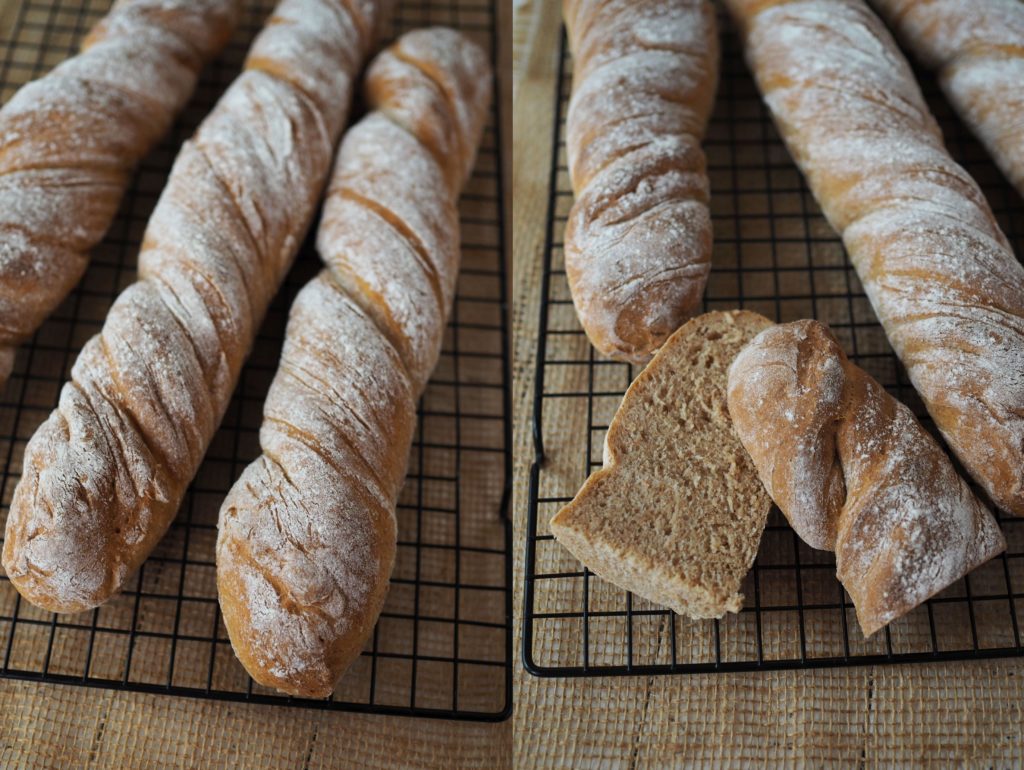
[550,310,775,618]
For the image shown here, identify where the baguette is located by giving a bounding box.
[727,320,1006,636]
[724,0,1024,516]
[216,28,491,697]
[871,0,1024,197]
[551,310,774,619]
[563,0,718,364]
[0,0,240,386]
[2,0,381,614]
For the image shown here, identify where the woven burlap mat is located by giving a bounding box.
[511,1,1024,767]
[0,0,513,767]
[1,679,511,768]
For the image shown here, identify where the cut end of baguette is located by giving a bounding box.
[550,310,775,619]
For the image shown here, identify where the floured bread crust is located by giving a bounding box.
[872,0,1024,196]
[728,319,1006,636]
[0,0,240,388]
[562,0,718,364]
[216,27,492,698]
[726,0,1024,516]
[2,0,372,614]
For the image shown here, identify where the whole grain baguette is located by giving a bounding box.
[563,0,718,364]
[2,0,381,614]
[871,0,1024,197]
[728,319,1006,636]
[0,0,241,386]
[725,0,1024,516]
[216,28,491,698]
[551,310,774,619]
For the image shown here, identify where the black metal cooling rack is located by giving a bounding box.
[523,13,1024,678]
[0,0,511,720]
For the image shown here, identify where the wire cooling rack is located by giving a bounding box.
[523,12,1024,678]
[0,0,510,720]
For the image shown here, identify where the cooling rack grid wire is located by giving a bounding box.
[0,0,511,720]
[523,11,1024,678]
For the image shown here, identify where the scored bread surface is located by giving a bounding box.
[550,310,774,618]
[215,27,492,698]
[2,0,375,614]
[0,0,241,387]
[562,0,719,364]
[870,0,1024,197]
[725,0,1024,517]
[727,319,1006,636]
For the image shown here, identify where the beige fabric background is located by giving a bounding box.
[511,1,1024,767]
[0,1,513,768]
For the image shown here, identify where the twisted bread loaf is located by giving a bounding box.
[725,0,1024,516]
[727,320,1006,636]
[216,28,490,698]
[0,0,241,386]
[2,0,380,613]
[871,0,1024,197]
[563,0,718,364]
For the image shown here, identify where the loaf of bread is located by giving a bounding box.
[216,28,491,698]
[2,0,381,614]
[871,0,1024,197]
[725,0,1024,516]
[563,0,718,364]
[551,310,775,619]
[0,0,240,386]
[728,320,1006,636]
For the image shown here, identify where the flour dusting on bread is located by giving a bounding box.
[728,319,1005,636]
[727,0,1024,515]
[3,0,361,614]
[0,0,239,384]
[562,0,718,363]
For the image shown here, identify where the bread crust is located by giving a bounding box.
[562,0,718,364]
[871,0,1024,197]
[0,0,240,387]
[2,0,375,613]
[728,320,1006,636]
[216,28,492,698]
[726,0,1024,516]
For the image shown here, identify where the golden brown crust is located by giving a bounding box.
[562,0,718,364]
[2,0,374,614]
[871,0,1024,196]
[0,0,240,388]
[215,28,492,698]
[728,320,1006,636]
[726,0,1024,516]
